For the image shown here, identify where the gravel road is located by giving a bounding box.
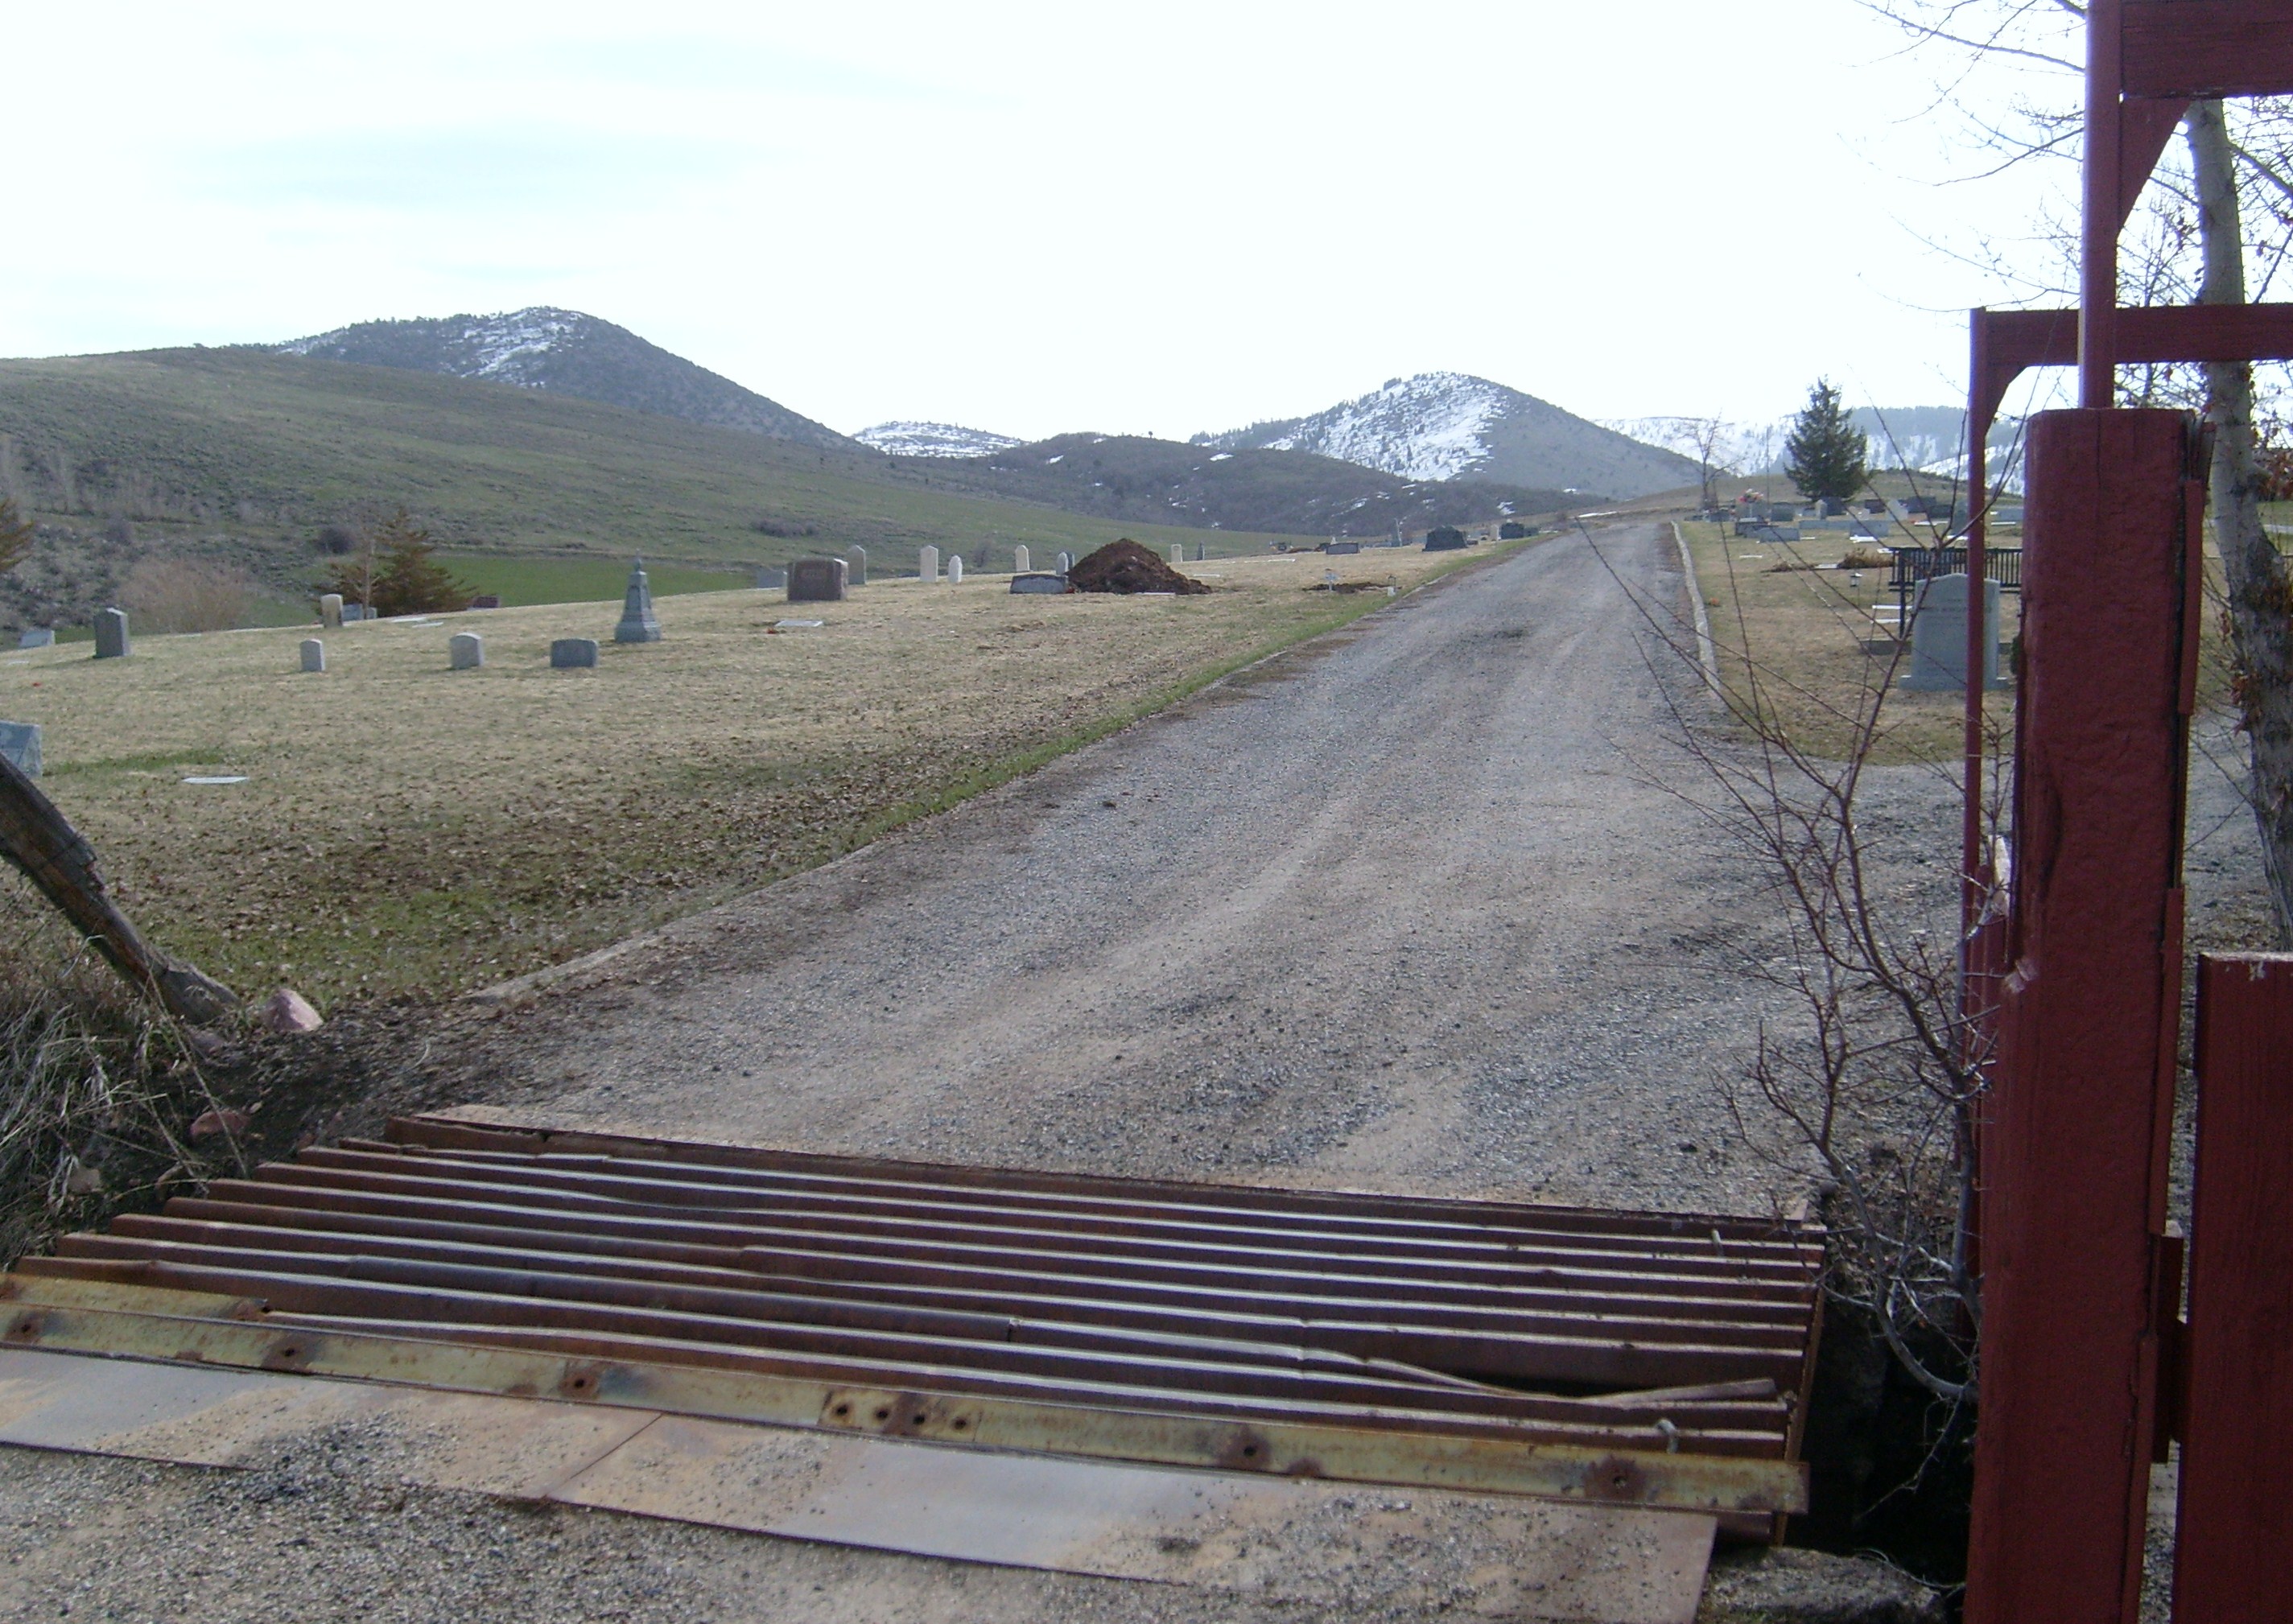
[6,522,2008,1622]
[452,523,1806,1214]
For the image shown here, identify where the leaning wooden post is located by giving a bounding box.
[0,750,237,1025]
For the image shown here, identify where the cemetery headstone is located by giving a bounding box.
[0,722,41,777]
[1010,572,1068,595]
[615,559,662,643]
[320,593,344,629]
[1057,550,1073,575]
[449,633,484,670]
[919,545,940,583]
[342,604,369,623]
[551,637,600,669]
[468,594,501,610]
[787,557,848,602]
[16,628,53,649]
[1169,543,1186,566]
[754,567,787,590]
[1423,526,1468,551]
[299,639,325,674]
[93,608,130,660]
[948,555,964,584]
[1900,573,2006,691]
[1012,545,1030,575]
[1194,542,1206,562]
[847,546,868,587]
[1326,541,1361,555]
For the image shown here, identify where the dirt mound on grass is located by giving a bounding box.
[1069,539,1210,596]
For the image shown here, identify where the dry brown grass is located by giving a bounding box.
[0,546,1499,1010]
[119,557,257,634]
[1676,521,2020,765]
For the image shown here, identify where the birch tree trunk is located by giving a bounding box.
[2188,99,2293,941]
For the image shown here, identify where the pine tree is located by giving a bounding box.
[1784,379,1868,509]
[328,508,469,616]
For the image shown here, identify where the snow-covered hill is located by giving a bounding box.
[274,308,857,451]
[853,421,1022,458]
[1603,406,2019,483]
[1197,373,1702,500]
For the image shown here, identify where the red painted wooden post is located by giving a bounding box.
[1965,408,2200,1624]
[2173,954,2293,1621]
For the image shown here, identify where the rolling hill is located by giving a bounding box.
[0,347,1290,636]
[275,307,859,451]
[1197,373,1701,499]
[900,433,1579,538]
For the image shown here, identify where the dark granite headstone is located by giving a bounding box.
[551,638,600,669]
[788,557,848,603]
[93,608,130,659]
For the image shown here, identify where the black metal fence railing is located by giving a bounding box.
[1890,546,2023,630]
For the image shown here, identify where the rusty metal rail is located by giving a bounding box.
[1,1115,1824,1515]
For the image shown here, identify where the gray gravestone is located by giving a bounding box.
[1169,543,1186,565]
[1900,573,2006,690]
[948,555,964,585]
[919,545,940,583]
[1194,542,1206,562]
[0,722,40,777]
[1057,551,1073,575]
[1327,541,1360,555]
[848,546,867,586]
[551,637,600,669]
[788,557,848,602]
[1010,572,1068,595]
[754,567,787,591]
[450,633,484,670]
[299,638,325,674]
[319,593,344,629]
[342,603,368,623]
[1012,545,1030,575]
[93,608,130,659]
[615,559,662,643]
[16,628,52,649]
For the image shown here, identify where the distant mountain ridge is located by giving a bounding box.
[895,431,1578,538]
[274,307,859,452]
[855,421,1021,458]
[1197,373,1702,500]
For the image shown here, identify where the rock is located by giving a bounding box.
[262,987,324,1034]
[1698,1548,1944,1623]
[188,1108,252,1141]
[63,1162,104,1196]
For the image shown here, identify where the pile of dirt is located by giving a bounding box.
[1068,539,1210,596]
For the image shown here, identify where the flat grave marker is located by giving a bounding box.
[551,637,600,669]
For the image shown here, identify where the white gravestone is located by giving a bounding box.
[319,593,344,629]
[450,633,484,670]
[17,629,53,649]
[299,639,325,674]
[1900,574,2006,691]
[1169,543,1185,566]
[93,608,130,659]
[1012,545,1029,575]
[1057,551,1073,575]
[847,546,867,587]
[919,545,939,583]
[948,555,963,584]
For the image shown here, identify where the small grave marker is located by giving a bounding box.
[450,633,484,670]
[919,545,940,583]
[1327,541,1360,555]
[1900,574,2006,691]
[848,546,868,586]
[299,639,325,674]
[787,557,848,603]
[1057,551,1073,575]
[0,722,41,777]
[615,559,662,643]
[1194,542,1206,562]
[468,595,502,610]
[948,555,964,584]
[319,593,344,629]
[1010,573,1068,595]
[93,608,130,659]
[1012,545,1030,575]
[754,567,787,590]
[1169,543,1186,565]
[16,629,52,649]
[551,637,600,669]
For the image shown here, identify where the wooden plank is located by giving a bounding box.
[2174,954,2293,1621]
[2122,1,2293,99]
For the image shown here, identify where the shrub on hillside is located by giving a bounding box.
[118,557,256,634]
[325,508,470,616]
[314,522,360,555]
[0,497,31,577]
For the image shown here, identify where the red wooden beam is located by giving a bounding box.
[2174,954,2293,1622]
[2123,0,2293,100]
[1971,303,2293,441]
[1965,409,2199,1624]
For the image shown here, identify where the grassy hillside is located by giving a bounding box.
[0,348,1299,633]
[898,432,1578,538]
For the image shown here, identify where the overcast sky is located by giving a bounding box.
[6,2,2080,439]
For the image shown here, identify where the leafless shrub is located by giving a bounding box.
[118,556,256,634]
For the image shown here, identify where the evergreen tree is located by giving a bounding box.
[1784,379,1868,509]
[328,508,469,616]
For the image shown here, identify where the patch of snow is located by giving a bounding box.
[1045,454,1064,464]
[1209,452,1232,462]
[853,421,1022,459]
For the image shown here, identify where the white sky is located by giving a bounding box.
[6,2,2077,440]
